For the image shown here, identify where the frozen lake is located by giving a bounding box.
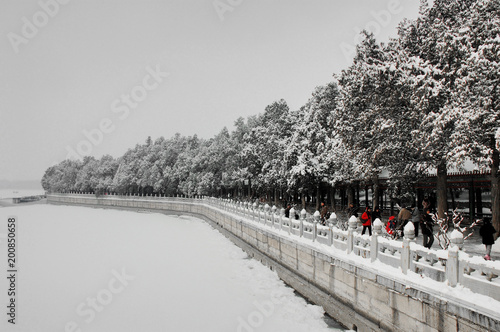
[0,205,345,331]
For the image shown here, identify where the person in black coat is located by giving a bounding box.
[346,203,358,218]
[421,208,434,249]
[480,217,496,260]
[284,204,291,218]
[372,207,382,222]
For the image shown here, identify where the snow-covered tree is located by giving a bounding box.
[336,31,421,206]
[239,100,295,202]
[396,0,482,218]
[74,155,117,193]
[287,82,339,209]
[442,0,500,234]
[41,159,81,192]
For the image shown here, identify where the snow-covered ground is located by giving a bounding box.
[0,205,344,332]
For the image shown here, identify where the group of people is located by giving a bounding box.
[284,200,496,260]
[352,201,438,249]
[388,204,435,249]
[284,202,332,225]
[348,199,496,258]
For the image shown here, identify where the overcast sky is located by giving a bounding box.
[0,0,421,183]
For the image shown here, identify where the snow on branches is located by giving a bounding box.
[433,208,480,249]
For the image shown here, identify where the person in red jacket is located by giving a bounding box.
[386,215,396,237]
[361,207,372,236]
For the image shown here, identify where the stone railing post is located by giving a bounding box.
[347,215,358,254]
[401,222,416,274]
[313,211,320,242]
[450,229,465,250]
[252,202,257,221]
[289,208,295,234]
[447,246,459,287]
[271,205,277,225]
[264,204,270,225]
[447,229,464,287]
[328,212,337,246]
[328,222,334,246]
[329,212,337,228]
[300,209,307,222]
[371,218,383,262]
[279,208,285,231]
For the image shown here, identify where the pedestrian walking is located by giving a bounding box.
[411,205,420,237]
[361,207,372,236]
[479,217,496,261]
[346,203,358,218]
[285,204,291,218]
[421,208,434,249]
[320,202,329,225]
[422,198,431,211]
[397,206,412,237]
[372,207,382,222]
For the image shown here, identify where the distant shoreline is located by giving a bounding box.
[0,197,46,207]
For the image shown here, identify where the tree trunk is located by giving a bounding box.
[449,188,456,210]
[372,174,379,210]
[315,186,321,211]
[476,188,483,218]
[356,183,360,207]
[330,187,336,212]
[365,185,369,208]
[491,135,500,238]
[469,181,475,221]
[348,184,355,207]
[248,178,252,199]
[436,161,448,220]
[301,195,306,210]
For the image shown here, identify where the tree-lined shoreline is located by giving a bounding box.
[42,0,500,232]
